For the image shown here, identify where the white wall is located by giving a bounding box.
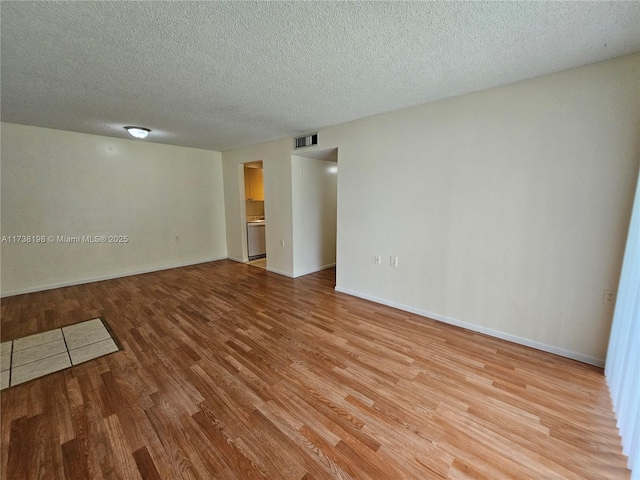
[320,54,640,365]
[291,156,337,277]
[221,137,295,276]
[1,123,227,295]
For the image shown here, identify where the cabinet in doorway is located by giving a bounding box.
[244,167,264,201]
[247,222,266,259]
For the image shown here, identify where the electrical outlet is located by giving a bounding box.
[603,289,615,305]
[391,256,399,267]
[375,256,382,264]
[280,240,285,247]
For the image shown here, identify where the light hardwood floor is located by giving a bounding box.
[1,260,629,479]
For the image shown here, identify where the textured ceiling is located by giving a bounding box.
[2,1,639,152]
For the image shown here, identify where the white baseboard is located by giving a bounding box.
[266,266,294,278]
[293,262,336,278]
[335,285,604,367]
[231,256,295,278]
[1,256,228,298]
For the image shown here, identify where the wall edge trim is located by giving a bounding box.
[334,285,604,367]
[1,256,228,298]
[266,266,294,278]
[293,262,336,278]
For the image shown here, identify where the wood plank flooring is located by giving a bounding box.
[1,260,629,479]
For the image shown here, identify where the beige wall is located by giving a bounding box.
[1,123,227,295]
[291,156,337,277]
[318,54,640,365]
[221,137,294,275]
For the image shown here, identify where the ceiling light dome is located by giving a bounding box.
[124,126,151,139]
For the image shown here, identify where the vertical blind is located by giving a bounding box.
[605,170,640,478]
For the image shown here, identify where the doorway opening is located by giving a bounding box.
[290,148,338,281]
[243,161,266,269]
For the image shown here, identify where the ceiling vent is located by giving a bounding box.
[294,133,318,149]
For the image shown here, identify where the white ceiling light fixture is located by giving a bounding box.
[124,126,151,139]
